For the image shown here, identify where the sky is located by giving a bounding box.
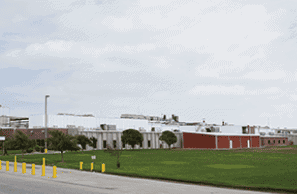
[0,0,297,128]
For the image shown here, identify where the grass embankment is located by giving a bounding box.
[0,146,296,193]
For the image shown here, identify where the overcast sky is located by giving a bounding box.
[0,0,297,128]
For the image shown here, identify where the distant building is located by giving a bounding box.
[0,115,29,129]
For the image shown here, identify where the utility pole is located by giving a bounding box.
[45,95,50,153]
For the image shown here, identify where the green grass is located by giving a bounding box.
[0,147,296,193]
[0,149,23,155]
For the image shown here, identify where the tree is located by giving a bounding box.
[47,130,78,162]
[121,129,143,150]
[163,115,166,121]
[104,144,122,168]
[75,135,92,153]
[89,137,97,150]
[66,137,80,152]
[4,137,16,151]
[159,130,177,150]
[12,130,31,158]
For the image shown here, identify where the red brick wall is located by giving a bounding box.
[217,136,229,148]
[229,136,241,148]
[0,129,14,139]
[251,136,260,148]
[260,137,289,146]
[15,128,68,140]
[217,136,260,149]
[183,132,216,149]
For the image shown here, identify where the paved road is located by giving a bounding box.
[0,162,272,194]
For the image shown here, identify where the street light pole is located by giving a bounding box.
[45,95,50,153]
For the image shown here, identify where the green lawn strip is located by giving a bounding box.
[0,148,296,193]
[0,150,23,155]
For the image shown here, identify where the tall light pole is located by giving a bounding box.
[45,95,50,153]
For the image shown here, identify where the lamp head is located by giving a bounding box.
[45,95,50,98]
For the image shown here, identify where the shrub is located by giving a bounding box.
[40,146,45,153]
[289,141,294,145]
[35,145,41,152]
[26,148,33,153]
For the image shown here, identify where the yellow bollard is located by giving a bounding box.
[91,162,93,171]
[102,163,105,173]
[41,165,45,176]
[45,149,47,154]
[0,160,2,170]
[31,164,35,175]
[15,155,17,162]
[52,166,57,178]
[80,162,83,170]
[14,162,17,172]
[6,161,9,171]
[43,158,45,166]
[22,163,26,174]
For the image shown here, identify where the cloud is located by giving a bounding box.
[188,85,282,96]
[243,70,287,80]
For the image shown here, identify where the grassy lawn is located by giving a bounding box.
[0,146,296,193]
[0,149,23,155]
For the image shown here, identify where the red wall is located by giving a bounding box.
[183,132,216,149]
[217,136,229,148]
[15,128,68,140]
[260,137,289,146]
[0,129,15,139]
[251,136,260,147]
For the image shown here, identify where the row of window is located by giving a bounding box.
[103,140,151,148]
[267,140,285,144]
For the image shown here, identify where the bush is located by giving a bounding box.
[35,145,41,152]
[40,146,45,153]
[26,148,33,153]
[289,141,294,145]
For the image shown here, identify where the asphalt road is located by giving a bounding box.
[0,162,273,194]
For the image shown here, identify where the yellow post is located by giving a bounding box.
[14,162,17,172]
[22,163,26,174]
[31,164,35,175]
[0,160,2,170]
[45,149,47,153]
[80,162,83,170]
[91,162,93,171]
[6,161,9,171]
[52,166,57,178]
[43,158,45,166]
[41,165,45,176]
[14,155,17,172]
[102,163,105,173]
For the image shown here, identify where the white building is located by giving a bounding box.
[29,115,150,131]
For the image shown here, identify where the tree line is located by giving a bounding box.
[2,129,178,168]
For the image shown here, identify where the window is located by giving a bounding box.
[268,140,270,144]
[103,140,106,148]
[148,140,151,148]
[283,140,285,144]
[278,140,280,144]
[273,140,275,144]
[113,140,116,148]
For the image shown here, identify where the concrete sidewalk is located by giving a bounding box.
[0,161,272,194]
